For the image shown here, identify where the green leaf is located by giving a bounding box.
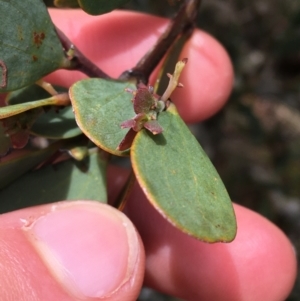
[30,106,81,139]
[78,0,130,15]
[69,78,136,156]
[0,141,62,190]
[0,0,66,92]
[0,149,107,213]
[6,84,81,139]
[131,103,237,243]
[66,145,89,161]
[0,96,66,118]
[0,108,42,150]
[6,83,59,106]
[1,84,74,149]
[54,0,80,8]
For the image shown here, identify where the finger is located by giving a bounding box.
[125,184,297,301]
[0,201,145,301]
[47,9,233,123]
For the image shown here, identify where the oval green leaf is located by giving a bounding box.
[0,0,66,92]
[78,0,130,15]
[0,97,57,118]
[69,78,136,156]
[131,103,237,243]
[0,149,107,213]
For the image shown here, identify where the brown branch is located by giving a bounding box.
[55,27,112,79]
[0,60,8,88]
[119,0,202,83]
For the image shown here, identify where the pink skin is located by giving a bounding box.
[0,201,145,301]
[0,9,296,301]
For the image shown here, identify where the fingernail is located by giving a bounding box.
[23,202,139,298]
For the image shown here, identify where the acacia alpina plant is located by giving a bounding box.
[0,0,236,243]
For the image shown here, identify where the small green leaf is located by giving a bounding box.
[0,141,62,190]
[0,149,107,213]
[54,0,80,8]
[6,83,53,105]
[78,0,130,15]
[6,84,81,139]
[69,78,136,156]
[131,103,237,242]
[1,84,73,149]
[0,0,66,92]
[0,98,55,118]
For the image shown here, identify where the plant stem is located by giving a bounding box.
[119,0,202,83]
[114,169,136,211]
[36,80,58,95]
[55,27,112,79]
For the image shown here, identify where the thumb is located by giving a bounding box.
[0,201,145,301]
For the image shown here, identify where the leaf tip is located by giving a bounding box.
[182,57,188,64]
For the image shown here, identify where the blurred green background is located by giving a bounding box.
[45,0,300,300]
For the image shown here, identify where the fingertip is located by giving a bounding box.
[230,204,297,301]
[0,201,145,301]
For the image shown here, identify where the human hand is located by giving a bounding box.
[0,9,296,301]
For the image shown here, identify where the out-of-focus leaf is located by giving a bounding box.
[0,0,67,92]
[54,0,79,8]
[66,146,89,161]
[114,169,136,211]
[0,96,65,118]
[6,84,81,139]
[0,108,42,150]
[0,149,107,213]
[0,123,10,156]
[78,0,130,15]
[1,84,72,149]
[6,83,57,106]
[131,103,237,243]
[69,78,136,156]
[31,107,81,139]
[0,141,62,190]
